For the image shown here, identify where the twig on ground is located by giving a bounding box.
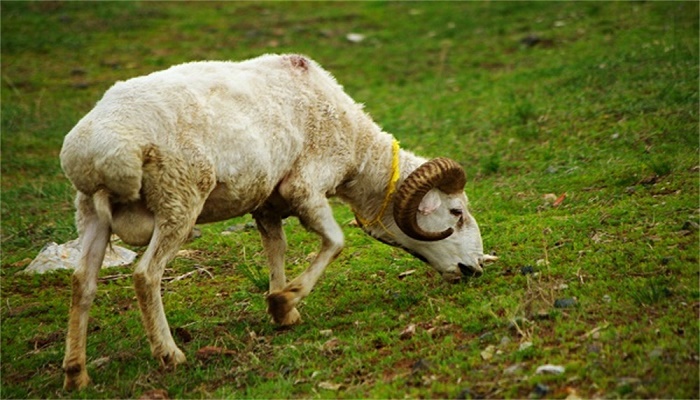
[164,265,213,283]
[580,322,610,340]
[99,273,131,282]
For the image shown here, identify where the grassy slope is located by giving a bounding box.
[1,1,698,399]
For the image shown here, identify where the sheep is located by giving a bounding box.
[59,53,495,390]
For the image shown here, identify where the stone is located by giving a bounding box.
[22,239,136,274]
[554,298,577,308]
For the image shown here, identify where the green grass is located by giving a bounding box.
[2,1,698,398]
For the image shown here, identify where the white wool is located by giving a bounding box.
[59,54,489,390]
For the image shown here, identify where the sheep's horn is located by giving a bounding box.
[393,158,466,241]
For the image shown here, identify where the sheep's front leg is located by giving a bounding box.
[267,197,344,325]
[63,196,110,390]
[253,213,301,325]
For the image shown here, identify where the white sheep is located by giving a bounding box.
[59,54,495,390]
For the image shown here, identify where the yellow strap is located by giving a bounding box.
[355,139,400,228]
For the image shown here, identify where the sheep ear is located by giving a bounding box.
[418,190,442,215]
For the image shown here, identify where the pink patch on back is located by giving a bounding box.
[286,55,309,72]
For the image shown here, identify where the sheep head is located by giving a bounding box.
[382,158,495,282]
[393,158,466,241]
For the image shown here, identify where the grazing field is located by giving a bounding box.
[1,1,698,398]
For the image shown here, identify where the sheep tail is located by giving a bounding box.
[93,189,113,226]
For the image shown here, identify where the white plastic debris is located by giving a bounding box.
[536,364,566,375]
[22,239,137,274]
[345,33,366,43]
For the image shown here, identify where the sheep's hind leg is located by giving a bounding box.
[133,149,215,367]
[132,212,200,368]
[267,196,344,326]
[63,193,111,390]
[253,213,301,326]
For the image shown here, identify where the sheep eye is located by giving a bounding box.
[449,208,463,217]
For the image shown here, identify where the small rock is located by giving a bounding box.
[500,336,512,346]
[504,363,523,375]
[480,345,496,361]
[520,34,541,47]
[411,358,431,374]
[602,294,612,303]
[532,383,550,397]
[536,364,565,374]
[23,239,136,274]
[319,329,333,337]
[520,265,535,275]
[399,323,416,340]
[587,342,602,354]
[554,298,577,308]
[421,374,438,386]
[518,341,533,351]
[534,309,551,320]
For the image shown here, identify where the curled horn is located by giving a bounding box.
[392,158,466,241]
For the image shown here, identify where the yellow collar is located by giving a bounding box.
[355,139,400,230]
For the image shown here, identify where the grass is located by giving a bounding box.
[1,1,698,398]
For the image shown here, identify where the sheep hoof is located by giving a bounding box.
[158,347,187,368]
[267,291,301,326]
[279,307,301,326]
[63,367,90,391]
